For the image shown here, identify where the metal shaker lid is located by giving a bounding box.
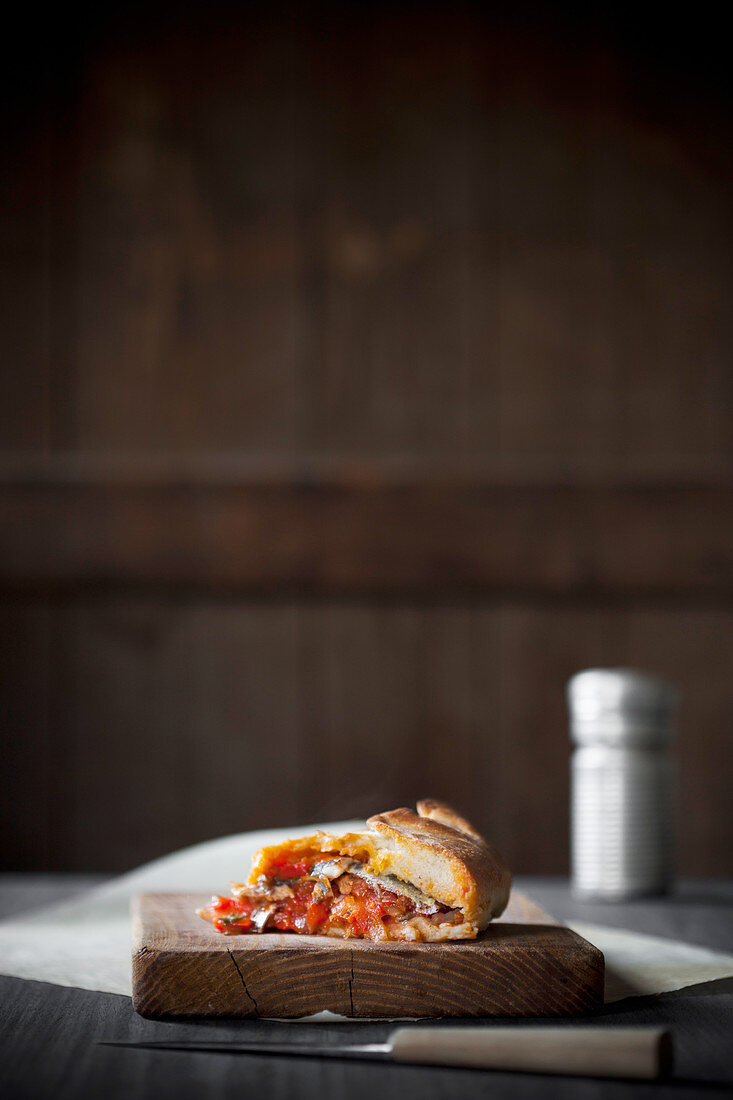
[567,668,678,746]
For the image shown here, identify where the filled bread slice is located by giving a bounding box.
[197,800,511,942]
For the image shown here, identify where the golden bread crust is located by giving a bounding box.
[415,798,485,841]
[365,804,511,926]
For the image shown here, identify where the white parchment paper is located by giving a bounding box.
[1,823,732,1007]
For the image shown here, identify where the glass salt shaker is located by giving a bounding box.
[568,668,678,900]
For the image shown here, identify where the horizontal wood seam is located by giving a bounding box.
[2,480,732,596]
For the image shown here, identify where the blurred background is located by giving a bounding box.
[1,2,731,876]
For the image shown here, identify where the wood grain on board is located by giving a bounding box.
[132,892,604,1018]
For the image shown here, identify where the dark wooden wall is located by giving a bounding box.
[2,5,732,874]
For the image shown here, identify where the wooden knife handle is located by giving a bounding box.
[390,1026,672,1079]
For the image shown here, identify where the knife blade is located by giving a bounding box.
[101,1040,392,1061]
[100,1025,671,1079]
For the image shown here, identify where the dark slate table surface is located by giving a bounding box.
[1,876,732,1100]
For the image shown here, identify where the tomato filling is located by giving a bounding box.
[202,863,445,938]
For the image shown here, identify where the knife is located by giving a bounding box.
[101,1026,671,1079]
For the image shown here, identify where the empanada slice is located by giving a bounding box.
[197,800,511,942]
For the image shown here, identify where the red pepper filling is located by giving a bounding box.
[209,894,256,931]
[265,854,312,880]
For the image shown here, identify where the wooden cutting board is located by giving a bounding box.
[132,892,604,1018]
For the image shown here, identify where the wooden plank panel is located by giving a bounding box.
[484,99,733,473]
[416,607,480,818]
[296,604,422,824]
[1,479,732,596]
[0,605,54,869]
[294,12,733,466]
[491,605,630,875]
[488,605,733,877]
[303,12,480,455]
[73,20,306,452]
[296,604,505,853]
[9,9,726,468]
[0,127,53,450]
[624,609,733,877]
[2,599,733,873]
[66,600,301,870]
